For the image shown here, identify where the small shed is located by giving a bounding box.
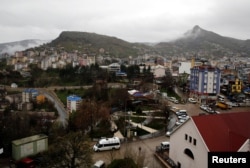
[12,134,48,160]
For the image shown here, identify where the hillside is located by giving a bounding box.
[1,26,250,59]
[49,31,150,57]
[155,25,250,57]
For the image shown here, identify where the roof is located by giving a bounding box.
[23,88,38,93]
[67,95,82,101]
[12,134,48,146]
[192,112,250,152]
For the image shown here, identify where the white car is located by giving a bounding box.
[179,119,186,123]
[175,121,182,126]
[166,131,171,136]
[178,114,187,119]
[188,98,197,103]
[200,104,208,111]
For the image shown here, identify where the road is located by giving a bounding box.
[5,86,68,127]
[92,135,169,168]
[39,88,68,127]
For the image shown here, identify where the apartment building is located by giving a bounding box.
[189,65,221,104]
[67,95,82,113]
[22,88,39,103]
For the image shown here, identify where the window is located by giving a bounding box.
[184,148,194,159]
[185,134,188,140]
[177,162,181,168]
[193,139,196,146]
[189,136,192,143]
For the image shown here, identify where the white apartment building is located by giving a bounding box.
[67,95,82,113]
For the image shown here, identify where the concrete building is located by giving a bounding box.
[153,65,166,78]
[189,65,221,104]
[12,134,48,161]
[108,63,120,72]
[67,95,82,113]
[22,88,38,103]
[179,62,191,75]
[169,112,250,168]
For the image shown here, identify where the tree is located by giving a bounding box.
[68,100,110,136]
[161,68,175,91]
[107,144,146,168]
[109,88,129,110]
[41,131,93,168]
[107,158,138,168]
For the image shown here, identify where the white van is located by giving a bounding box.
[93,137,120,152]
[161,141,170,150]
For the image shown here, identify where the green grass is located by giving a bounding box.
[55,88,86,105]
[160,88,181,100]
[130,116,146,123]
[145,119,166,130]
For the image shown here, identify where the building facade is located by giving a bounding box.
[189,65,221,104]
[169,112,250,168]
[67,95,82,113]
[22,88,39,103]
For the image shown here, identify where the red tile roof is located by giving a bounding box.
[192,112,250,152]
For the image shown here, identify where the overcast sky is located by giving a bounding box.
[1,0,250,43]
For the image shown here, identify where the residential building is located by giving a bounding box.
[189,65,221,104]
[67,95,82,113]
[153,65,166,78]
[108,63,120,72]
[22,88,38,103]
[179,62,191,75]
[169,112,250,168]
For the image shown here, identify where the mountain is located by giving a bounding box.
[49,31,150,57]
[0,39,48,56]
[4,26,249,59]
[155,25,250,57]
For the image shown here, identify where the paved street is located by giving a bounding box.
[92,135,169,168]
[92,88,250,168]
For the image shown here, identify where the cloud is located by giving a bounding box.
[0,40,49,55]
[0,0,250,43]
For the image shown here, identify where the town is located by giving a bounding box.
[1,30,250,168]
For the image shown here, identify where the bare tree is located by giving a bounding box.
[41,131,93,168]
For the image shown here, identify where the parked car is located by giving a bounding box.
[200,104,208,111]
[161,141,170,150]
[188,98,197,103]
[226,102,239,107]
[176,110,187,116]
[216,102,231,110]
[179,119,186,123]
[166,131,172,137]
[173,99,179,104]
[92,160,105,168]
[175,121,182,126]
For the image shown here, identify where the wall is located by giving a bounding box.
[169,119,208,168]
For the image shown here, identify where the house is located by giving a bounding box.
[169,112,250,168]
